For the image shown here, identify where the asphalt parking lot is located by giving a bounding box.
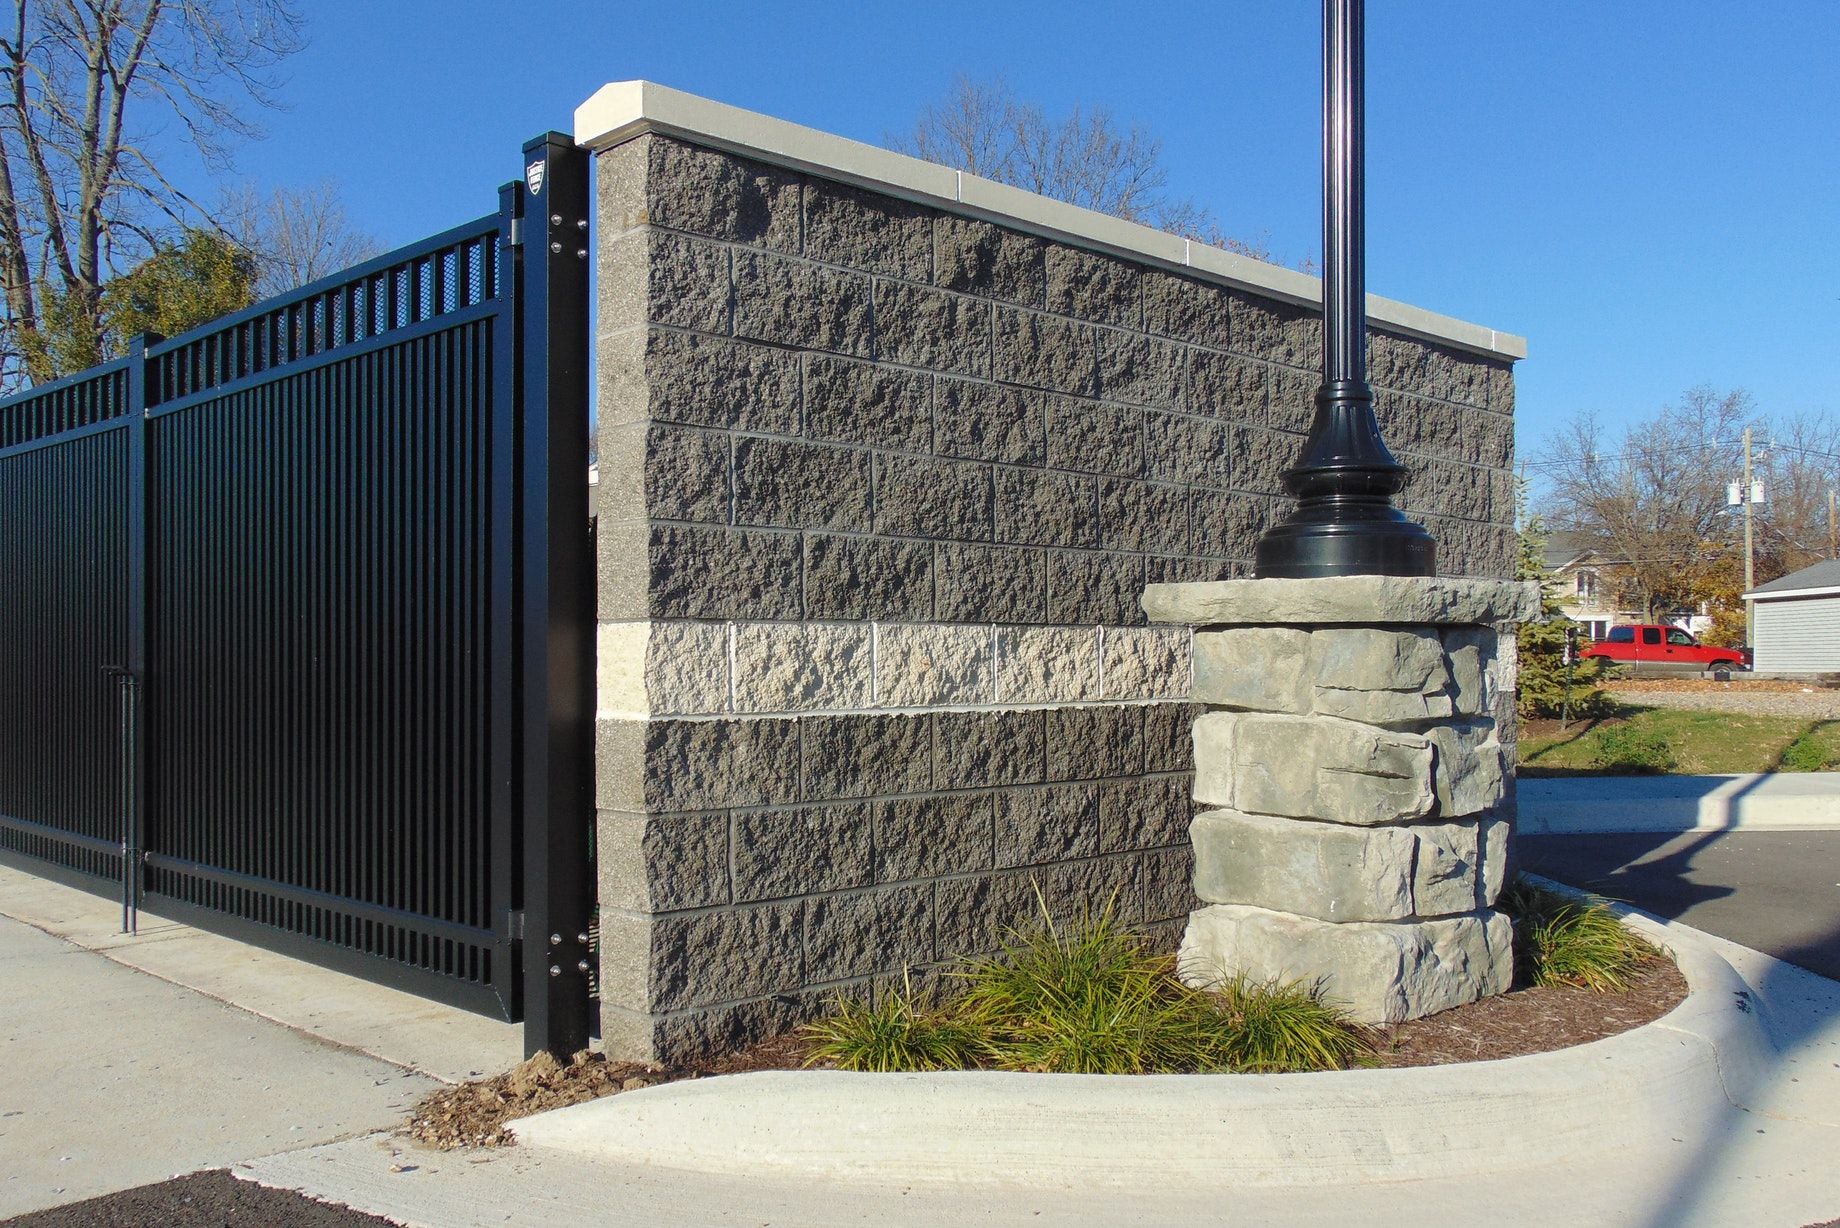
[1519,829,1840,982]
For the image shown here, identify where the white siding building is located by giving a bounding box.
[1744,559,1840,675]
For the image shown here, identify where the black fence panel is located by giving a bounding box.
[0,418,131,884]
[145,312,511,1013]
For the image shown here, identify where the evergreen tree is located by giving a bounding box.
[1516,508,1619,720]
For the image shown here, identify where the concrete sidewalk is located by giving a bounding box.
[0,865,522,1084]
[1519,771,1840,834]
[0,865,529,1220]
[0,910,435,1219]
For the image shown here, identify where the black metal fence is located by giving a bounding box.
[0,134,593,1056]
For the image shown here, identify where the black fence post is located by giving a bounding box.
[117,333,154,933]
[517,132,595,1058]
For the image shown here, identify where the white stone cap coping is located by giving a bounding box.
[1142,575,1542,627]
[574,81,1528,364]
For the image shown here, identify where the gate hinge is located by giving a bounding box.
[507,909,526,942]
[507,217,524,248]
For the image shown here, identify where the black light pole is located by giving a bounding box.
[1253,0,1435,579]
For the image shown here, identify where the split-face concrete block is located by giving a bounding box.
[1428,720,1506,819]
[1191,626,1311,713]
[1179,903,1514,1023]
[1307,626,1455,726]
[1227,714,1437,826]
[1190,809,1490,922]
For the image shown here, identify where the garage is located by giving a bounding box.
[1744,559,1840,675]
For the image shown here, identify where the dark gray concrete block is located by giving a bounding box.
[733,803,874,901]
[874,281,991,377]
[803,353,931,451]
[734,249,873,356]
[933,215,1045,305]
[803,180,932,280]
[932,709,1047,790]
[934,542,1048,624]
[646,524,803,620]
[803,533,933,620]
[732,436,872,531]
[800,711,934,801]
[874,453,994,542]
[935,377,1045,465]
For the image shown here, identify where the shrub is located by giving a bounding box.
[800,899,1372,1075]
[1780,730,1838,772]
[1502,878,1657,991]
[801,980,986,1073]
[1588,723,1677,773]
[1203,974,1376,1074]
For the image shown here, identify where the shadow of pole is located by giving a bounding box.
[1523,826,1840,1228]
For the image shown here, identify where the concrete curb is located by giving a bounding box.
[512,903,1775,1189]
[1519,773,1840,834]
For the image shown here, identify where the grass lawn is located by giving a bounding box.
[1519,705,1840,776]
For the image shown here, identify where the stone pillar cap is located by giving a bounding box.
[1143,576,1540,627]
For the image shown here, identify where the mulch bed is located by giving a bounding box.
[1370,953,1686,1067]
[406,954,1688,1150]
[1,1170,392,1228]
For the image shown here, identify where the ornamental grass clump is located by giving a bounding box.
[1503,877,1658,991]
[797,976,985,1072]
[801,896,1372,1075]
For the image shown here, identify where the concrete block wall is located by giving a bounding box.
[590,127,1520,1063]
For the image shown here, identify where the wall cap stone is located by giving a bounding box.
[573,80,1528,362]
[1143,576,1541,628]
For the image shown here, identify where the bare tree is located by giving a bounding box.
[0,0,304,386]
[222,179,378,299]
[894,75,1305,267]
[1536,386,1754,618]
[1753,409,1840,573]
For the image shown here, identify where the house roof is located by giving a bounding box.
[1744,558,1840,601]
[1542,531,1605,571]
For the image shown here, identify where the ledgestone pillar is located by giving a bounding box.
[1143,575,1540,1023]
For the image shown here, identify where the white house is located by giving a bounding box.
[1743,559,1840,675]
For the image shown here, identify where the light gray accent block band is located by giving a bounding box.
[599,620,1192,718]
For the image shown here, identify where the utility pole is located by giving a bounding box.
[1742,427,1755,649]
[1829,487,1836,560]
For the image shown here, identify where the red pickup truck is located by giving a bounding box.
[1580,624,1750,670]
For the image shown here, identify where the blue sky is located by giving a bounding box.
[169,0,1838,461]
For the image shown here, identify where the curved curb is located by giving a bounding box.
[513,901,1776,1189]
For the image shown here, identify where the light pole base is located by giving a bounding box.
[1253,510,1436,579]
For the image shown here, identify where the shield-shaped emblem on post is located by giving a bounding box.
[525,159,546,196]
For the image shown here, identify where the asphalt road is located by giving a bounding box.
[0,1171,389,1228]
[1519,829,1840,982]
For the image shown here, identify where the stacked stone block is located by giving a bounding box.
[1145,577,1540,1023]
[591,128,1522,1062]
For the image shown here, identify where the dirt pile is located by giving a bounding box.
[405,1032,814,1149]
[406,1051,666,1149]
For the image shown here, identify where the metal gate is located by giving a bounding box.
[0,133,593,1057]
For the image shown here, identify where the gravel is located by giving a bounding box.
[1608,688,1840,719]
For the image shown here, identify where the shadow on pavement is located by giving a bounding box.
[1519,820,1840,1228]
